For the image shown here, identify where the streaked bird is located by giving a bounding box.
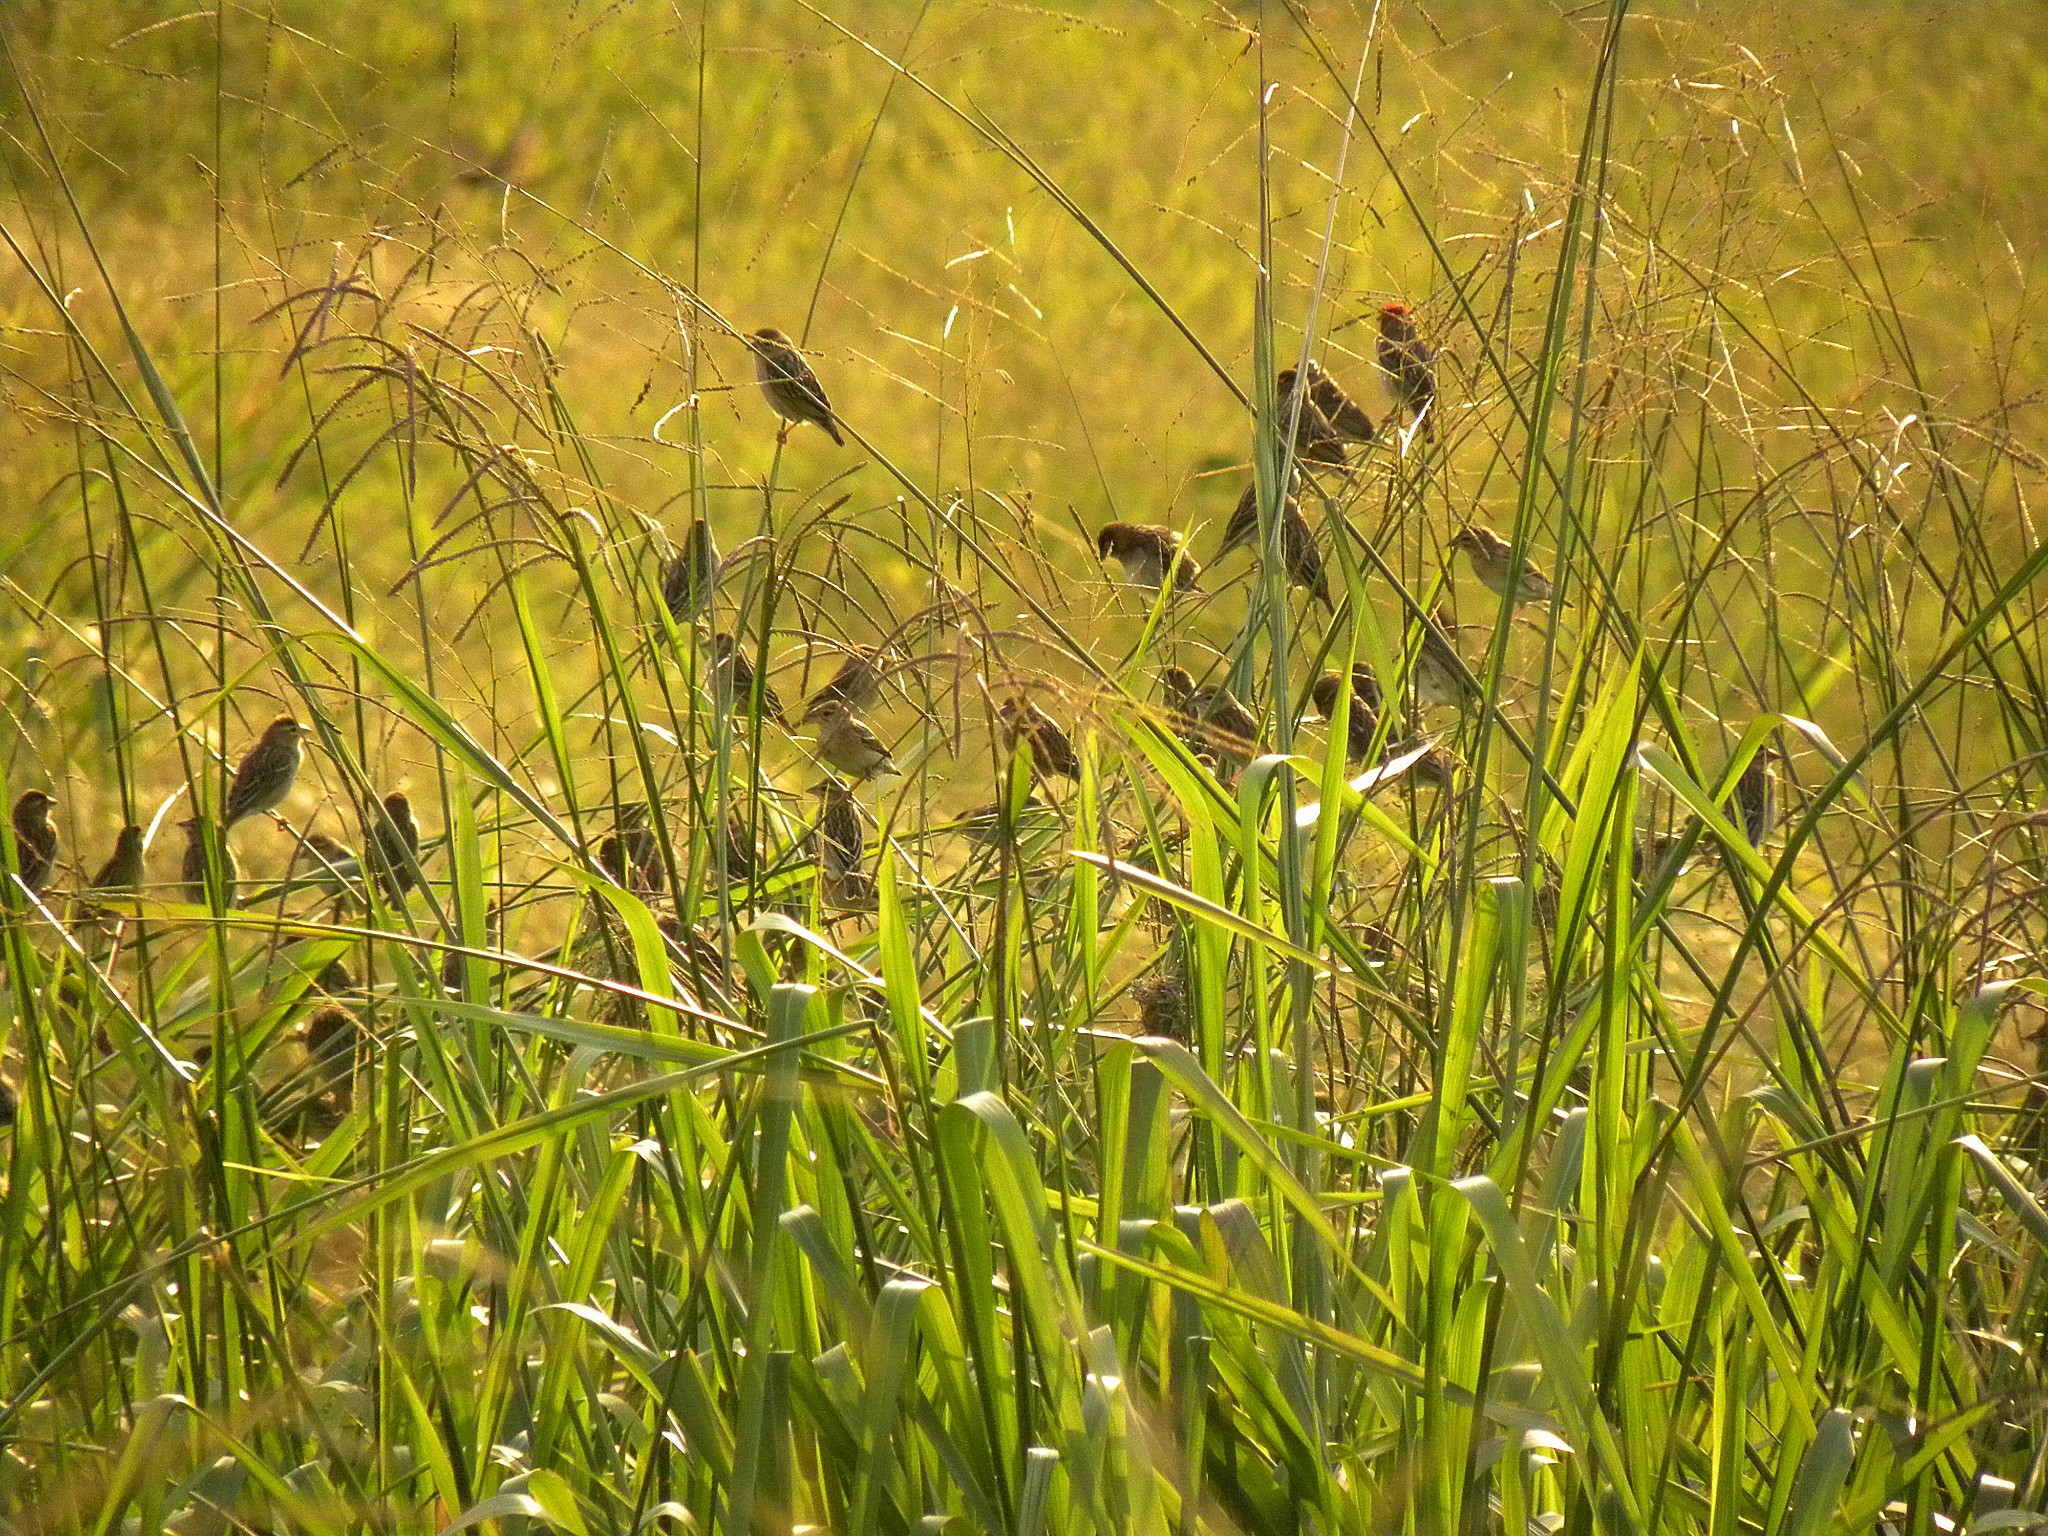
[179,816,237,908]
[1310,669,1383,764]
[811,699,898,780]
[303,1003,365,1102]
[1376,301,1436,437]
[1412,610,1479,710]
[1218,482,1332,610]
[368,791,421,901]
[814,783,864,878]
[1161,666,1259,768]
[711,633,786,724]
[803,646,886,724]
[224,716,309,828]
[1096,522,1202,595]
[1285,391,1347,467]
[660,519,719,625]
[87,825,146,895]
[998,696,1080,782]
[1730,745,1783,846]
[1134,969,1190,1042]
[747,326,844,446]
[299,834,363,901]
[1451,524,1564,607]
[1281,361,1377,443]
[9,790,58,894]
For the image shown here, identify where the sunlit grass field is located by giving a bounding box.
[4,2,2048,1531]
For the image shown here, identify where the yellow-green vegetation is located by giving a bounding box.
[4,1,2048,1531]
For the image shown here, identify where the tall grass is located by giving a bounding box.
[2,2,2046,1533]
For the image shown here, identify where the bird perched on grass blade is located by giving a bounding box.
[224,717,308,828]
[1730,745,1782,845]
[1285,392,1348,467]
[711,633,786,724]
[1450,524,1564,608]
[1097,522,1202,596]
[802,647,886,724]
[998,696,1080,782]
[9,790,58,894]
[1219,483,1332,609]
[179,816,237,908]
[1376,301,1436,438]
[811,700,898,780]
[1412,610,1479,710]
[1310,669,1383,764]
[813,782,864,878]
[368,791,421,901]
[747,327,843,446]
[660,519,719,625]
[1281,361,1377,443]
[87,824,145,898]
[1161,666,1260,768]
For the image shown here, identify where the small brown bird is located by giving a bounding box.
[596,828,665,897]
[813,783,864,879]
[1310,669,1383,764]
[660,520,719,626]
[823,866,879,911]
[299,834,363,900]
[1730,744,1783,846]
[1219,483,1332,610]
[1376,301,1436,437]
[722,810,758,881]
[1161,666,1260,767]
[811,699,898,780]
[1450,525,1564,607]
[1134,968,1190,1042]
[802,646,886,724]
[85,824,146,905]
[1393,741,1460,792]
[303,1002,365,1102]
[179,816,238,908]
[1281,361,1377,443]
[747,327,844,446]
[998,696,1081,782]
[1412,611,1479,710]
[368,791,421,901]
[1097,522,1202,595]
[711,633,786,724]
[9,790,59,894]
[1284,391,1348,467]
[224,716,308,828]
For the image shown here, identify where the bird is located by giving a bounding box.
[711,633,786,723]
[87,825,146,893]
[299,834,363,901]
[746,327,844,446]
[813,783,864,879]
[453,122,540,188]
[998,696,1081,782]
[1376,301,1436,437]
[302,1003,365,1102]
[1134,969,1190,1042]
[660,519,719,625]
[1160,666,1260,767]
[1310,669,1384,764]
[1218,482,1332,609]
[9,790,58,894]
[1284,391,1348,467]
[823,866,878,912]
[368,791,421,901]
[1096,522,1202,595]
[802,646,886,724]
[1730,745,1783,845]
[179,816,237,908]
[810,699,898,780]
[1412,610,1479,710]
[224,716,308,828]
[1281,361,1377,443]
[1450,524,1564,607]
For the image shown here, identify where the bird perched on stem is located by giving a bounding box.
[1450,525,1565,608]
[1280,362,1377,444]
[1161,666,1260,769]
[368,791,421,901]
[1376,301,1436,438]
[747,327,844,446]
[299,835,363,902]
[810,699,898,781]
[1097,522,1202,596]
[660,520,719,625]
[224,717,308,828]
[813,782,864,879]
[9,790,58,894]
[180,816,237,908]
[1412,609,1479,710]
[1219,482,1332,610]
[1310,668,1384,764]
[1730,744,1783,846]
[802,646,886,724]
[1283,392,1348,467]
[85,824,146,908]
[711,633,786,724]
[998,697,1080,782]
